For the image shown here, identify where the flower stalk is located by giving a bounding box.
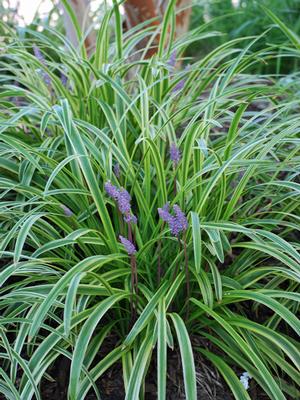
[170,143,180,195]
[158,203,190,316]
[183,232,190,319]
[119,234,138,321]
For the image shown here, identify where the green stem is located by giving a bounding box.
[184,232,190,320]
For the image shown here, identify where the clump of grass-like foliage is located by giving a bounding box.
[0,3,299,399]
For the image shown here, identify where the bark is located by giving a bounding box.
[174,0,193,41]
[61,0,192,58]
[124,0,193,57]
[123,0,161,57]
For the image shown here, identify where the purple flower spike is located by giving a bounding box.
[33,44,45,64]
[158,203,188,236]
[61,72,68,87]
[105,182,137,224]
[168,50,177,68]
[43,72,52,86]
[61,204,73,217]
[173,79,185,92]
[119,235,136,255]
[170,143,181,166]
[104,181,119,200]
[117,189,131,215]
[33,45,51,86]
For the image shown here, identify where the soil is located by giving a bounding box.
[0,303,294,400]
[37,345,236,400]
[10,333,272,400]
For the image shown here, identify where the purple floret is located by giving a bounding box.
[170,143,181,166]
[119,235,136,255]
[124,213,137,224]
[114,162,121,178]
[130,214,138,224]
[60,204,73,217]
[104,181,119,200]
[158,202,172,223]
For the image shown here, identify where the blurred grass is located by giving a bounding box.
[187,0,300,74]
[2,0,300,76]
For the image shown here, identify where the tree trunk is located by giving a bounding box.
[124,0,192,58]
[174,0,193,42]
[61,0,192,58]
[123,0,161,57]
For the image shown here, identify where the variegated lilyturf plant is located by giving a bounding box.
[0,3,299,400]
